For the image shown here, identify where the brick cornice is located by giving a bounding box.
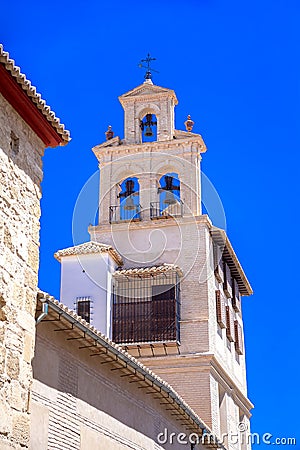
[89,214,213,235]
[139,352,253,415]
[92,135,206,163]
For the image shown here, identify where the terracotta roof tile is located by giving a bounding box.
[54,241,123,266]
[114,263,183,277]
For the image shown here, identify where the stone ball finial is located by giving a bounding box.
[105,125,114,141]
[184,115,194,132]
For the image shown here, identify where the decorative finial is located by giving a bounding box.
[184,115,194,132]
[138,53,159,81]
[105,125,114,141]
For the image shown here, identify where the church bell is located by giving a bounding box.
[144,126,153,137]
[163,191,177,205]
[124,196,135,210]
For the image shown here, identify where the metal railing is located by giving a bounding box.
[112,273,181,345]
[112,292,180,345]
[150,200,184,219]
[109,204,142,223]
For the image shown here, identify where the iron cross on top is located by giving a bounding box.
[138,53,158,80]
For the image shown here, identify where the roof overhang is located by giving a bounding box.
[0,45,70,147]
[54,241,123,266]
[211,227,253,296]
[118,81,178,107]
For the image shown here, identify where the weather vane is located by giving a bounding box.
[138,53,158,81]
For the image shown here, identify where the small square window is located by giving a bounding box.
[76,297,91,323]
[10,131,19,155]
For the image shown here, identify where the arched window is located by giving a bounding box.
[140,113,157,143]
[118,177,141,221]
[150,173,183,219]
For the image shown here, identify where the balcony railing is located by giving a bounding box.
[109,204,142,223]
[150,200,184,219]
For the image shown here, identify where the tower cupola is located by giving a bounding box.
[119,81,178,144]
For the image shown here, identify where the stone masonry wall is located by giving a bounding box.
[0,92,45,449]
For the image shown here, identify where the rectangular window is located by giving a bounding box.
[213,243,224,283]
[10,130,19,155]
[152,285,177,341]
[112,277,180,344]
[113,294,152,343]
[76,297,91,323]
[223,261,232,299]
[232,278,241,312]
[234,320,244,354]
[216,290,226,328]
[226,306,234,342]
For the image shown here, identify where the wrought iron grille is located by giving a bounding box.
[76,296,91,323]
[109,204,142,223]
[112,272,181,344]
[150,200,184,219]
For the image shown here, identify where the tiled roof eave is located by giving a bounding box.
[0,44,70,146]
[114,263,183,277]
[54,241,123,266]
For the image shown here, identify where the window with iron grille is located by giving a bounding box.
[76,297,91,323]
[112,272,181,344]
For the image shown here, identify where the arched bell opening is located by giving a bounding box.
[150,173,183,219]
[117,177,141,222]
[140,113,157,143]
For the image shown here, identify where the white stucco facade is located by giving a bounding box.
[59,253,118,338]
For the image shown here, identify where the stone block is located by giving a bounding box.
[0,440,16,450]
[0,399,12,435]
[16,310,34,334]
[6,351,20,380]
[0,346,6,374]
[11,413,30,447]
[24,268,36,288]
[24,290,36,317]
[0,294,7,322]
[3,227,14,253]
[18,361,32,390]
[12,284,24,310]
[23,333,33,364]
[5,326,23,353]
[8,381,26,412]
[27,242,39,274]
[0,324,5,344]
[4,252,15,278]
[30,222,40,245]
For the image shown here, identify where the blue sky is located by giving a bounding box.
[2,0,300,445]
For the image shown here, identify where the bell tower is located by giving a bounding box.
[88,73,253,443]
[83,69,253,444]
[94,77,206,232]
